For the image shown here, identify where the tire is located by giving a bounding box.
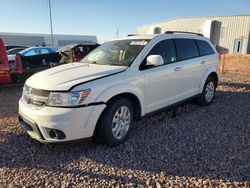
[196,77,216,106]
[11,74,18,84]
[95,98,133,146]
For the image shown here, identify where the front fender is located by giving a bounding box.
[94,83,145,116]
[199,66,219,93]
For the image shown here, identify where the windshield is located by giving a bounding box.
[81,39,149,66]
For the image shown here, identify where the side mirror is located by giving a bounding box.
[146,55,164,67]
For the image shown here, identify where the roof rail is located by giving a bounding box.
[165,31,204,36]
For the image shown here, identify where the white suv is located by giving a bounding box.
[19,32,219,145]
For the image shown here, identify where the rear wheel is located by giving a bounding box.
[95,98,133,146]
[197,77,216,106]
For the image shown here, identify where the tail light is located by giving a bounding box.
[15,54,23,73]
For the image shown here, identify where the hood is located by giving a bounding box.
[25,63,127,91]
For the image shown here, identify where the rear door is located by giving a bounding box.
[195,39,217,75]
[174,38,204,97]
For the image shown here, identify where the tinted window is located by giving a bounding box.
[23,49,37,56]
[148,39,177,64]
[40,48,50,54]
[175,39,199,60]
[196,40,215,56]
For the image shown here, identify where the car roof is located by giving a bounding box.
[19,47,55,54]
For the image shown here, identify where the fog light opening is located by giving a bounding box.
[46,128,66,140]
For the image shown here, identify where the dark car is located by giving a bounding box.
[14,47,61,82]
[13,44,99,83]
[17,47,59,68]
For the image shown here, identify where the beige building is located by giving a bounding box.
[137,15,250,54]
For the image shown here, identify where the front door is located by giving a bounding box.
[233,39,243,53]
[142,39,179,113]
[142,38,203,113]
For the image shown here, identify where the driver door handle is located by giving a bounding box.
[174,67,183,71]
[201,60,206,64]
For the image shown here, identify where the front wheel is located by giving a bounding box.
[196,77,216,106]
[95,98,133,146]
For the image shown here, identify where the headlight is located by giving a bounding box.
[46,89,91,107]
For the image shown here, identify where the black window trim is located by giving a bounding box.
[174,38,200,61]
[139,39,178,71]
[194,39,215,57]
[139,38,215,71]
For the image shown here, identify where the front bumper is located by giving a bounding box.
[18,98,106,143]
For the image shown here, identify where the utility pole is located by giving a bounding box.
[116,29,119,38]
[48,0,54,47]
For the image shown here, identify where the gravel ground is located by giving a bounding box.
[0,73,249,187]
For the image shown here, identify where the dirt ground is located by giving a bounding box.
[0,54,249,187]
[221,54,250,74]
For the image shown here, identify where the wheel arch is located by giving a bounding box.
[105,92,142,121]
[94,83,145,117]
[208,72,219,87]
[199,67,219,93]
[93,92,142,142]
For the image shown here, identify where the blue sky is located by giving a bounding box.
[1,0,250,42]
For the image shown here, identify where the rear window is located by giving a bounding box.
[174,39,199,61]
[195,40,215,56]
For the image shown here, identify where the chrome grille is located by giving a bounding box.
[23,85,50,106]
[24,85,50,97]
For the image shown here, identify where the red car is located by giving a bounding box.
[0,39,11,84]
[0,39,23,84]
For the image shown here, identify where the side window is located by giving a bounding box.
[24,49,37,56]
[143,39,177,69]
[196,40,215,56]
[175,39,199,61]
[40,48,50,55]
